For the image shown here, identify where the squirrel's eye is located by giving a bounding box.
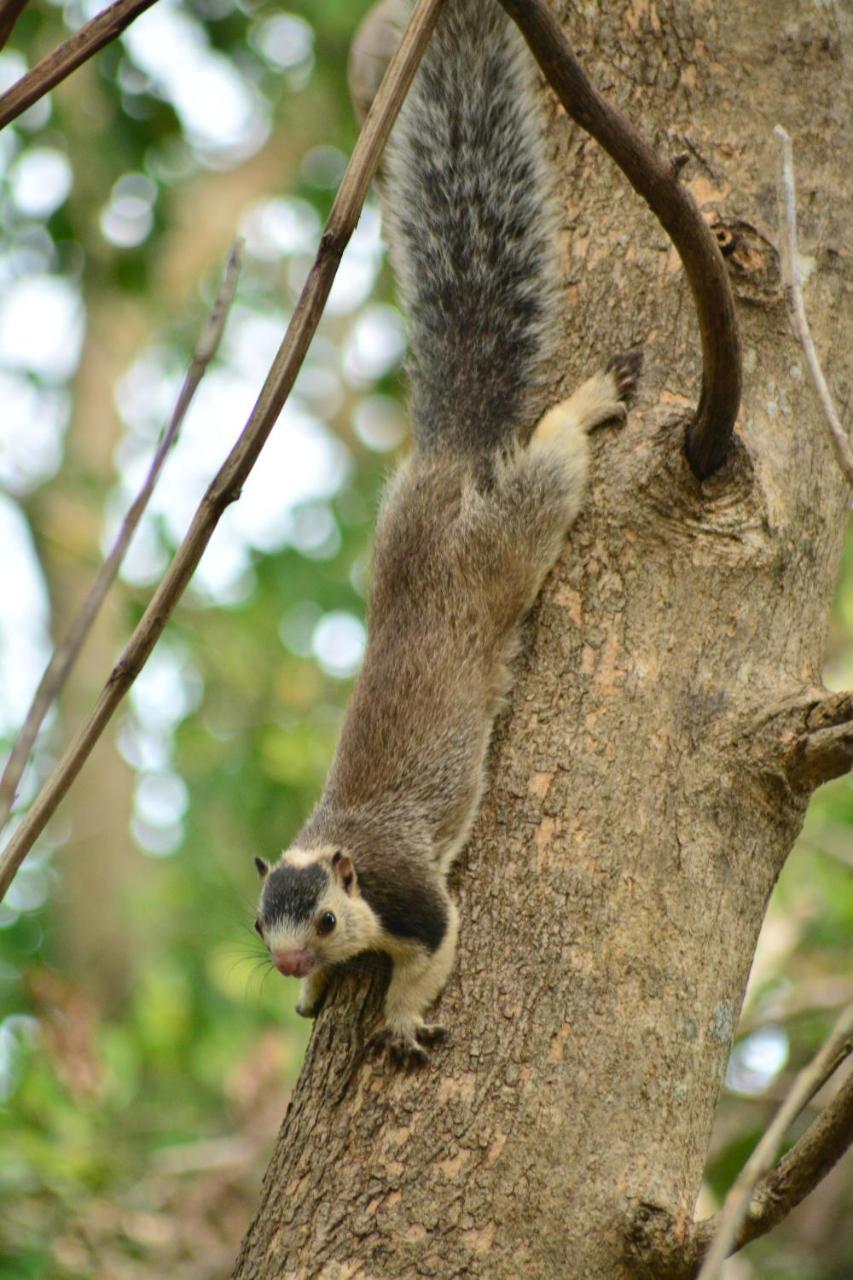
[316,911,336,937]
[254,917,263,937]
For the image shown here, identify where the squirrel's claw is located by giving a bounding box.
[369,1022,448,1069]
[606,348,644,404]
[369,1027,428,1068]
[416,1022,448,1045]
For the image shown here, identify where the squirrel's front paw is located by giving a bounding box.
[370,1021,448,1069]
[295,996,321,1019]
[296,970,329,1019]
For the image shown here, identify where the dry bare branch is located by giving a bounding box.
[629,1007,853,1279]
[696,1002,853,1280]
[0,0,28,52]
[0,0,159,130]
[774,125,853,485]
[0,0,448,902]
[0,241,242,835]
[498,0,742,480]
[693,1065,853,1261]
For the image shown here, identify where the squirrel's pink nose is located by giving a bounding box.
[272,948,316,978]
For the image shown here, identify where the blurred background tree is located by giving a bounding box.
[0,2,849,1277]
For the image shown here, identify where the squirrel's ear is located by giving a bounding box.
[254,856,270,881]
[331,850,356,894]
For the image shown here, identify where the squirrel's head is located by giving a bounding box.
[253,847,376,976]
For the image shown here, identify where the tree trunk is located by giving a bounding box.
[233,1,851,1276]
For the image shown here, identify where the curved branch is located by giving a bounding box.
[0,242,242,835]
[0,0,448,902]
[0,0,159,131]
[498,0,742,480]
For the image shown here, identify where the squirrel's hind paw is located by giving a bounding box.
[533,349,644,447]
[606,348,644,405]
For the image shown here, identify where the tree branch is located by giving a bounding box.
[774,125,853,485]
[0,0,448,903]
[629,1005,853,1279]
[0,0,159,131]
[0,0,28,53]
[696,1001,853,1280]
[695,1066,853,1258]
[785,690,853,791]
[0,241,242,836]
[497,0,741,480]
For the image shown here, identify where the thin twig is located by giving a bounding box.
[0,0,447,902]
[629,1059,853,1280]
[773,125,853,485]
[696,1002,853,1280]
[0,0,159,130]
[498,0,741,481]
[692,1065,853,1264]
[0,0,28,52]
[631,1007,853,1278]
[0,241,242,835]
[736,975,853,1039]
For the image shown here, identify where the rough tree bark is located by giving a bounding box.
[233,1,852,1276]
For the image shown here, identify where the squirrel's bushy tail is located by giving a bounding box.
[384,0,562,457]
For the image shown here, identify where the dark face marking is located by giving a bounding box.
[260,861,329,927]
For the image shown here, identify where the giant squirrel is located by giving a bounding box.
[254,0,641,1066]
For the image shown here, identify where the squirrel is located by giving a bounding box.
[254,0,641,1066]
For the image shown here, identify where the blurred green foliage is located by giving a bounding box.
[0,2,850,1278]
